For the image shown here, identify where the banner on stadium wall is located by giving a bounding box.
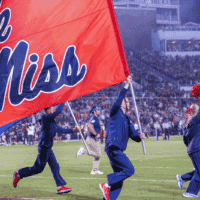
[0,0,129,128]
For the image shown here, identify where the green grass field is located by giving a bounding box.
[0,136,195,200]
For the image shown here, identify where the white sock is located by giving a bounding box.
[57,186,61,189]
[105,183,111,188]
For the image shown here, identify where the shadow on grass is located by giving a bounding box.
[138,182,181,197]
[67,168,90,174]
[66,194,103,200]
[0,185,102,200]
[143,187,180,196]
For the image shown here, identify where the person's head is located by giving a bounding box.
[44,106,55,114]
[189,103,199,115]
[121,97,130,113]
[90,106,101,117]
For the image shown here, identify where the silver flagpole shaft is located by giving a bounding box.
[66,102,90,155]
[130,83,147,154]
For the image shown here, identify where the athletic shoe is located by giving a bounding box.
[99,183,110,200]
[183,192,200,198]
[76,146,84,158]
[90,170,103,174]
[91,170,104,175]
[13,172,20,188]
[176,174,184,190]
[57,186,72,194]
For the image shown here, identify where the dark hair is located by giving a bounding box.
[44,107,50,112]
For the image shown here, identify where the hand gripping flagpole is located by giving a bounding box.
[66,102,90,155]
[130,83,147,154]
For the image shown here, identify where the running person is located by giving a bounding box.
[176,103,200,198]
[99,75,145,200]
[76,106,103,175]
[13,103,80,194]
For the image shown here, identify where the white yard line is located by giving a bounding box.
[0,174,177,183]
[0,164,191,169]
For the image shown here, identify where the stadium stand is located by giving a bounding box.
[1,48,199,145]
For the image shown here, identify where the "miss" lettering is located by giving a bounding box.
[0,41,87,112]
[0,1,12,43]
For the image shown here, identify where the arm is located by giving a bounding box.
[110,76,132,117]
[56,125,73,134]
[110,88,128,117]
[46,103,65,120]
[129,119,141,142]
[56,124,81,134]
[129,118,145,142]
[88,123,98,136]
[183,114,198,146]
[183,127,189,147]
[186,114,198,128]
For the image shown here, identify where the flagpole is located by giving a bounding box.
[130,83,147,154]
[66,102,90,155]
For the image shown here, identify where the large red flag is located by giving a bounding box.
[0,0,129,127]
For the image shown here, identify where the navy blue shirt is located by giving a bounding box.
[38,103,73,148]
[87,115,101,137]
[105,88,141,152]
[183,112,200,155]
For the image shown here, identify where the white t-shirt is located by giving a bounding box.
[27,126,35,136]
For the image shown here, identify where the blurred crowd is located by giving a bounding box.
[126,49,200,86]
[1,49,200,145]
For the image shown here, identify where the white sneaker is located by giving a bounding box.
[90,170,104,175]
[76,146,84,158]
[183,192,200,198]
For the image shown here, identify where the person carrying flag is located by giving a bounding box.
[99,75,145,200]
[13,103,80,194]
[76,106,103,175]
